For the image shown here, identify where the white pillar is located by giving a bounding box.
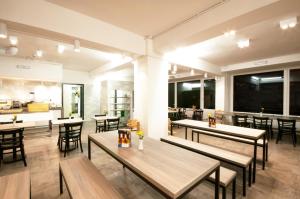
[133,54,168,140]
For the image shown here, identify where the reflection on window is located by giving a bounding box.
[168,83,175,107]
[234,71,284,114]
[290,69,300,116]
[177,80,200,108]
[204,79,215,109]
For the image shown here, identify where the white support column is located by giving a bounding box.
[283,69,290,116]
[133,55,168,140]
[200,79,204,110]
[174,82,177,108]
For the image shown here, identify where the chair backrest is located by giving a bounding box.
[95,114,106,117]
[0,120,23,125]
[58,117,74,120]
[64,122,83,137]
[277,118,296,132]
[234,115,249,127]
[193,110,203,121]
[107,118,120,131]
[0,128,24,149]
[253,116,269,130]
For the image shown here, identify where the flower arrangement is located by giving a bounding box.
[136,130,144,140]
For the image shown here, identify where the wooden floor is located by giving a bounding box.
[0,121,299,199]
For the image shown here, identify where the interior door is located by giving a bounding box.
[62,84,84,119]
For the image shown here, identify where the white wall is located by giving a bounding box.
[62,69,90,84]
[0,56,63,82]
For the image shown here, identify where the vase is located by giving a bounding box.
[138,139,144,150]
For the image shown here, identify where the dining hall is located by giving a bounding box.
[0,0,300,198]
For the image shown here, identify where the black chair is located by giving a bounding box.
[178,108,187,120]
[61,122,83,157]
[253,116,270,139]
[106,118,120,131]
[0,120,23,125]
[57,117,74,149]
[233,115,250,127]
[0,128,27,167]
[192,110,203,121]
[277,118,297,147]
[95,114,106,133]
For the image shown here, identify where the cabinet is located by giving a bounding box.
[109,90,132,126]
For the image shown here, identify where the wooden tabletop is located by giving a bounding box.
[89,132,220,199]
[0,121,36,130]
[92,116,119,121]
[52,118,83,125]
[172,119,265,140]
[0,170,30,199]
[60,156,123,199]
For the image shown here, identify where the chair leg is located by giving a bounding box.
[20,145,27,167]
[232,178,236,199]
[292,133,296,147]
[276,131,281,144]
[266,143,269,162]
[222,187,226,199]
[57,135,60,146]
[64,141,67,157]
[79,138,83,153]
[242,167,246,196]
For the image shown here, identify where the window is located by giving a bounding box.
[177,80,200,108]
[290,69,300,116]
[233,71,284,114]
[168,83,175,107]
[204,79,215,109]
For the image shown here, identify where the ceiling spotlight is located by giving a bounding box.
[57,44,65,54]
[168,63,172,71]
[74,40,80,52]
[35,50,43,58]
[237,39,250,48]
[9,36,18,45]
[171,70,176,75]
[190,69,195,76]
[204,73,208,78]
[0,23,8,39]
[280,17,297,30]
[224,30,236,37]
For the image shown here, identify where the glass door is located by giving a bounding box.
[62,84,84,119]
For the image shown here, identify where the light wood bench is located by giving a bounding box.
[208,167,237,199]
[161,136,252,197]
[59,156,123,199]
[0,170,30,199]
[192,129,269,162]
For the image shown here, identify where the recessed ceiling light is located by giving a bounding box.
[57,44,65,54]
[35,50,43,57]
[190,69,195,76]
[204,73,208,78]
[168,63,172,71]
[9,36,18,45]
[171,70,176,75]
[173,64,177,72]
[237,39,250,48]
[0,23,8,39]
[224,30,236,37]
[280,17,297,30]
[74,40,80,52]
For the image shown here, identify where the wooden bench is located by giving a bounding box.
[208,167,237,199]
[59,156,123,199]
[0,170,30,199]
[192,129,269,162]
[161,136,252,197]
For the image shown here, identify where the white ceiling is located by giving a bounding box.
[0,31,123,71]
[46,0,222,36]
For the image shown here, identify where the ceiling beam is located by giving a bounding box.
[0,0,145,55]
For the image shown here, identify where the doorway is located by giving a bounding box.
[62,84,84,119]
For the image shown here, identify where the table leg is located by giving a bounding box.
[88,138,91,160]
[185,127,187,140]
[59,167,63,194]
[253,140,257,183]
[170,123,173,135]
[262,134,266,170]
[215,166,220,199]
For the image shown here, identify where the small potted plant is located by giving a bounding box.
[68,112,72,119]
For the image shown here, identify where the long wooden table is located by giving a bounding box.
[171,119,266,183]
[0,170,30,199]
[88,132,221,199]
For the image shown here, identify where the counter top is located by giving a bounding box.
[0,107,62,115]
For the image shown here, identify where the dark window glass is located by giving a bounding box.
[234,71,284,114]
[204,79,215,109]
[290,69,300,116]
[168,83,175,107]
[177,80,200,108]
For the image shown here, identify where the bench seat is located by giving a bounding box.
[59,156,123,199]
[0,170,30,199]
[161,136,252,197]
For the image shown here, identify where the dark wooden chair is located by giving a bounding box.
[0,120,23,125]
[253,116,270,139]
[192,110,203,121]
[95,114,106,133]
[106,118,120,131]
[276,118,297,147]
[233,115,250,127]
[0,128,27,167]
[61,122,83,157]
[57,117,74,150]
[178,108,187,120]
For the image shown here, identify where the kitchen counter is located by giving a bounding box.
[0,107,62,115]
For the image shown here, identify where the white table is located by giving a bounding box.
[171,119,266,183]
[0,122,36,131]
[92,116,119,121]
[52,118,83,125]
